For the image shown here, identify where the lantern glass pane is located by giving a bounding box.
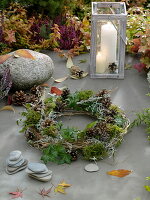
[95,20,119,74]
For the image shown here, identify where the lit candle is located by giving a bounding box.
[101,22,117,65]
[96,51,107,73]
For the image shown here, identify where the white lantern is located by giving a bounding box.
[90,2,127,79]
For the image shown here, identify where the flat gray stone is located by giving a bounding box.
[26,168,49,174]
[28,173,52,182]
[7,155,23,166]
[6,159,28,175]
[29,170,52,178]
[28,162,48,173]
[84,163,99,172]
[0,49,54,89]
[9,150,22,161]
[11,158,25,167]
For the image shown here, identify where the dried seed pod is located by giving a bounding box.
[12,90,26,106]
[69,150,78,161]
[61,88,70,100]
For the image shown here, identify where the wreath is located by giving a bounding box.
[19,88,130,164]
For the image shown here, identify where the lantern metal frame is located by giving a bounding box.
[90,2,127,79]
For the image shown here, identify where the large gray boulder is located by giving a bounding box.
[0,49,54,89]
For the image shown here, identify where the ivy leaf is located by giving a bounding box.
[41,144,72,164]
[107,169,132,177]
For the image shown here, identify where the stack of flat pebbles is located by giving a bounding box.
[6,150,28,175]
[26,162,52,182]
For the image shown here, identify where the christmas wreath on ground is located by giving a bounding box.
[18,88,130,164]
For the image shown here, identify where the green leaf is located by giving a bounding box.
[85,121,97,129]
[144,185,150,192]
[78,59,87,63]
[145,176,150,180]
[41,144,72,164]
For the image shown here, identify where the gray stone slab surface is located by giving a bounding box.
[9,150,22,161]
[0,51,150,200]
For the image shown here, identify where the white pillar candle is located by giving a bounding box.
[96,51,107,73]
[101,22,117,65]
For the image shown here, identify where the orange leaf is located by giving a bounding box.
[133,38,141,46]
[51,87,62,95]
[107,169,132,177]
[15,49,35,60]
[40,83,50,87]
[0,54,12,64]
[5,30,16,43]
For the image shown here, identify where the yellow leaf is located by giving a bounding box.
[15,49,35,60]
[82,72,88,78]
[54,185,66,194]
[82,16,89,27]
[66,56,74,68]
[54,76,68,83]
[0,105,15,113]
[70,75,79,80]
[0,54,12,64]
[107,169,132,178]
[58,181,71,187]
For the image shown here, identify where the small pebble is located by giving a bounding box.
[84,163,99,172]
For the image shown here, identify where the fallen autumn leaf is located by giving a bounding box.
[0,105,15,113]
[54,76,68,83]
[15,49,35,60]
[107,169,132,177]
[0,54,12,64]
[51,87,63,95]
[66,56,74,68]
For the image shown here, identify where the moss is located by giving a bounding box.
[21,108,41,127]
[109,104,122,114]
[44,102,56,114]
[77,90,94,101]
[42,125,58,137]
[82,143,108,160]
[107,124,123,140]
